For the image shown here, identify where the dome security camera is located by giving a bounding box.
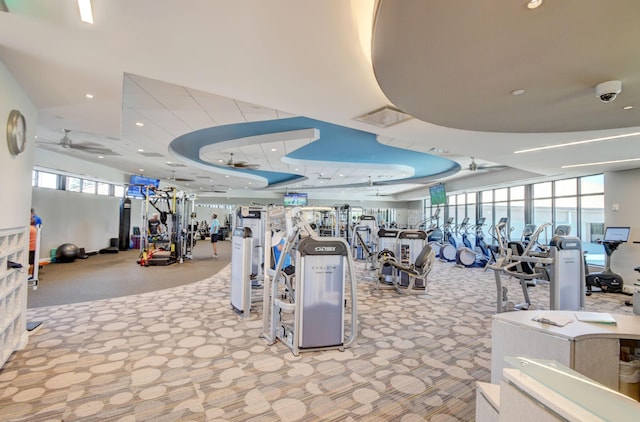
[595,80,622,103]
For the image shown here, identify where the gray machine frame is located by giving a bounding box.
[261,206,358,356]
[489,221,585,313]
[230,227,256,318]
[234,206,266,281]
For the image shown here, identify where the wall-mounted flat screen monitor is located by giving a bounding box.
[603,226,630,242]
[429,184,447,206]
[127,175,160,199]
[284,192,308,207]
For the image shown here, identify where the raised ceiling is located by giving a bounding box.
[1,0,639,202]
[372,0,640,133]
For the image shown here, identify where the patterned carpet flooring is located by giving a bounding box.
[0,259,634,421]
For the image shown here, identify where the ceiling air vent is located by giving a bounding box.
[138,151,165,158]
[355,106,412,128]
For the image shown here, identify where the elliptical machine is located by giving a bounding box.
[585,226,631,294]
[438,217,457,262]
[473,217,493,266]
[455,217,486,267]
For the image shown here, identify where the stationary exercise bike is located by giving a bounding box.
[585,226,630,294]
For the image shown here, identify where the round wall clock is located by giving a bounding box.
[6,109,27,156]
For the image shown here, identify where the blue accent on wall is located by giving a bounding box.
[169,117,460,187]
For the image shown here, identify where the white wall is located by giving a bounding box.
[0,61,37,230]
[604,168,640,293]
[32,188,123,257]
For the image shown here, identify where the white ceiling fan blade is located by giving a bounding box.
[68,144,119,155]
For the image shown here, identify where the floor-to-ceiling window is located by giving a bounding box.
[509,186,526,241]
[532,182,553,233]
[480,190,493,228]
[579,174,605,265]
[554,178,578,236]
[421,174,604,264]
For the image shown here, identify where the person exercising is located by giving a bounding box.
[28,216,37,277]
[210,213,221,257]
[148,213,163,235]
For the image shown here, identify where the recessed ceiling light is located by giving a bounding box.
[139,168,144,172]
[135,122,144,127]
[225,175,229,178]
[218,159,224,163]
[511,89,526,96]
[527,0,542,9]
[77,0,94,24]
[85,93,94,99]
[97,155,104,159]
[515,131,640,153]
[137,148,144,152]
[166,161,172,164]
[271,148,277,152]
[623,105,634,110]
[562,157,640,168]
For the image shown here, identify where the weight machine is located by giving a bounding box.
[137,186,195,266]
[488,220,585,313]
[261,206,358,356]
[376,228,400,289]
[351,215,379,268]
[298,206,336,237]
[234,206,266,281]
[375,229,435,295]
[229,206,266,319]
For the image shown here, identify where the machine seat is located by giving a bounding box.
[376,244,435,295]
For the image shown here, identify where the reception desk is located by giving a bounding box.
[491,310,640,391]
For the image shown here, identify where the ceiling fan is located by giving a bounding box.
[366,189,393,197]
[37,129,118,155]
[165,170,195,183]
[468,157,508,172]
[224,152,259,170]
[201,185,230,193]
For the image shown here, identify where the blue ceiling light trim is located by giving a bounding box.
[169,116,460,187]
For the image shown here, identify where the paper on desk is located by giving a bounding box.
[574,312,617,325]
[531,313,574,327]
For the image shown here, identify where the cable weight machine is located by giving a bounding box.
[261,206,358,356]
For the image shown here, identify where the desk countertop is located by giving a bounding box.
[493,310,640,341]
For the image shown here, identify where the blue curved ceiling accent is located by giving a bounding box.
[169,116,460,188]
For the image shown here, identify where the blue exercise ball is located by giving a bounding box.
[56,243,79,263]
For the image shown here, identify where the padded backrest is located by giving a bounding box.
[356,231,371,255]
[508,241,534,274]
[414,244,434,271]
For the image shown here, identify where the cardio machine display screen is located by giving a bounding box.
[603,226,630,242]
